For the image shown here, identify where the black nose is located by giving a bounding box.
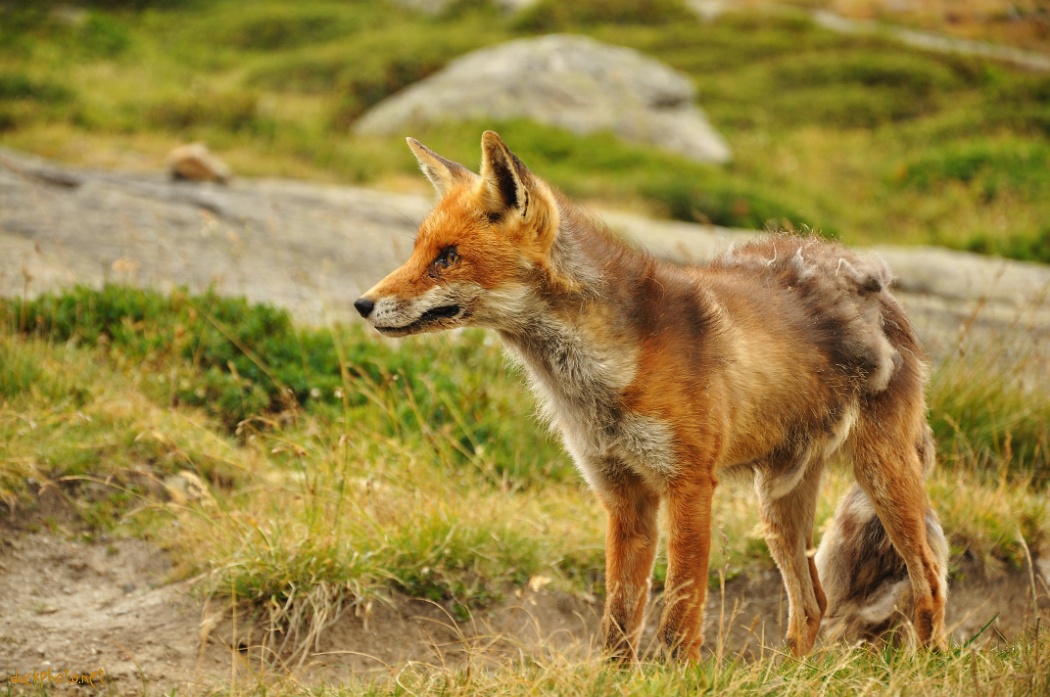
[354,297,374,318]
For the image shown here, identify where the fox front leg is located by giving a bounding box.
[597,469,661,663]
[658,473,715,661]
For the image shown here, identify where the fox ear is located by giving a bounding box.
[407,137,477,196]
[480,130,532,217]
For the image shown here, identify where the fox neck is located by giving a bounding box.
[493,201,619,340]
[493,203,643,425]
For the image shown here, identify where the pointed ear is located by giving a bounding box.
[407,137,477,196]
[480,130,533,217]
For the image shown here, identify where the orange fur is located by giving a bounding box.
[355,132,949,661]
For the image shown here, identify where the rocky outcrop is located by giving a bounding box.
[353,34,732,164]
[2,146,1048,365]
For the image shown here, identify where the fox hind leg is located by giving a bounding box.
[848,417,949,649]
[756,457,827,655]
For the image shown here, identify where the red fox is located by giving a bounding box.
[354,131,949,661]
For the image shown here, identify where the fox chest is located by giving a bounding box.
[503,332,678,490]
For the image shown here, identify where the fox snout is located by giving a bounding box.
[353,297,374,318]
[354,281,469,337]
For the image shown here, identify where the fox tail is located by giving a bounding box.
[815,426,949,644]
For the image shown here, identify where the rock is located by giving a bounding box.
[687,0,727,22]
[166,143,231,184]
[353,34,732,164]
[811,9,1050,72]
[2,145,1048,366]
[162,471,214,506]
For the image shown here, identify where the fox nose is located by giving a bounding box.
[354,297,374,318]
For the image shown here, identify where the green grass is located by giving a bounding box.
[2,286,1047,660]
[2,1,1050,259]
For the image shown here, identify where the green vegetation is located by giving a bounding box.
[1,287,1047,669]
[2,1,1050,258]
[351,641,1049,697]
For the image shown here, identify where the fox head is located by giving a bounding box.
[354,131,561,337]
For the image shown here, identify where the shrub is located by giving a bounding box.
[0,72,74,103]
[639,174,833,234]
[897,140,1050,198]
[514,0,696,31]
[929,343,1050,484]
[79,13,132,57]
[965,226,1050,265]
[218,10,351,51]
[0,286,570,488]
[764,52,961,128]
[3,286,339,429]
[145,91,271,135]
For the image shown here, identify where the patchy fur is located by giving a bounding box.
[355,131,949,662]
[815,425,949,644]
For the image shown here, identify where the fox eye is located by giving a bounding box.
[434,246,460,269]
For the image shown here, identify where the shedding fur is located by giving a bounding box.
[355,131,949,662]
[718,237,901,393]
[816,472,950,643]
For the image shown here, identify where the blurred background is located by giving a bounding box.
[2,0,1049,258]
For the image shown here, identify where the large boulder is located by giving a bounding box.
[353,34,731,164]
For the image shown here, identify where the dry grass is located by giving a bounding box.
[2,282,1048,694]
[785,0,1050,52]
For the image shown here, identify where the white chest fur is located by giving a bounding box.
[501,319,678,493]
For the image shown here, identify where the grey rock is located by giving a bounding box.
[812,9,1050,72]
[0,146,430,324]
[2,145,1048,369]
[354,34,732,164]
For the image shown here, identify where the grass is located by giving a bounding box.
[343,641,1050,697]
[1,285,1048,695]
[2,1,1050,259]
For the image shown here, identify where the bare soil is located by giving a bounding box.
[1,527,1047,694]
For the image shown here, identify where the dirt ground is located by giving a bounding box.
[1,526,1047,695]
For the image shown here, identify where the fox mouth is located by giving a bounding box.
[420,304,461,322]
[375,304,463,336]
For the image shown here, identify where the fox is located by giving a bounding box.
[354,131,949,661]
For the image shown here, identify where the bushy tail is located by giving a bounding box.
[815,427,949,644]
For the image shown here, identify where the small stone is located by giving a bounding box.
[166,143,232,184]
